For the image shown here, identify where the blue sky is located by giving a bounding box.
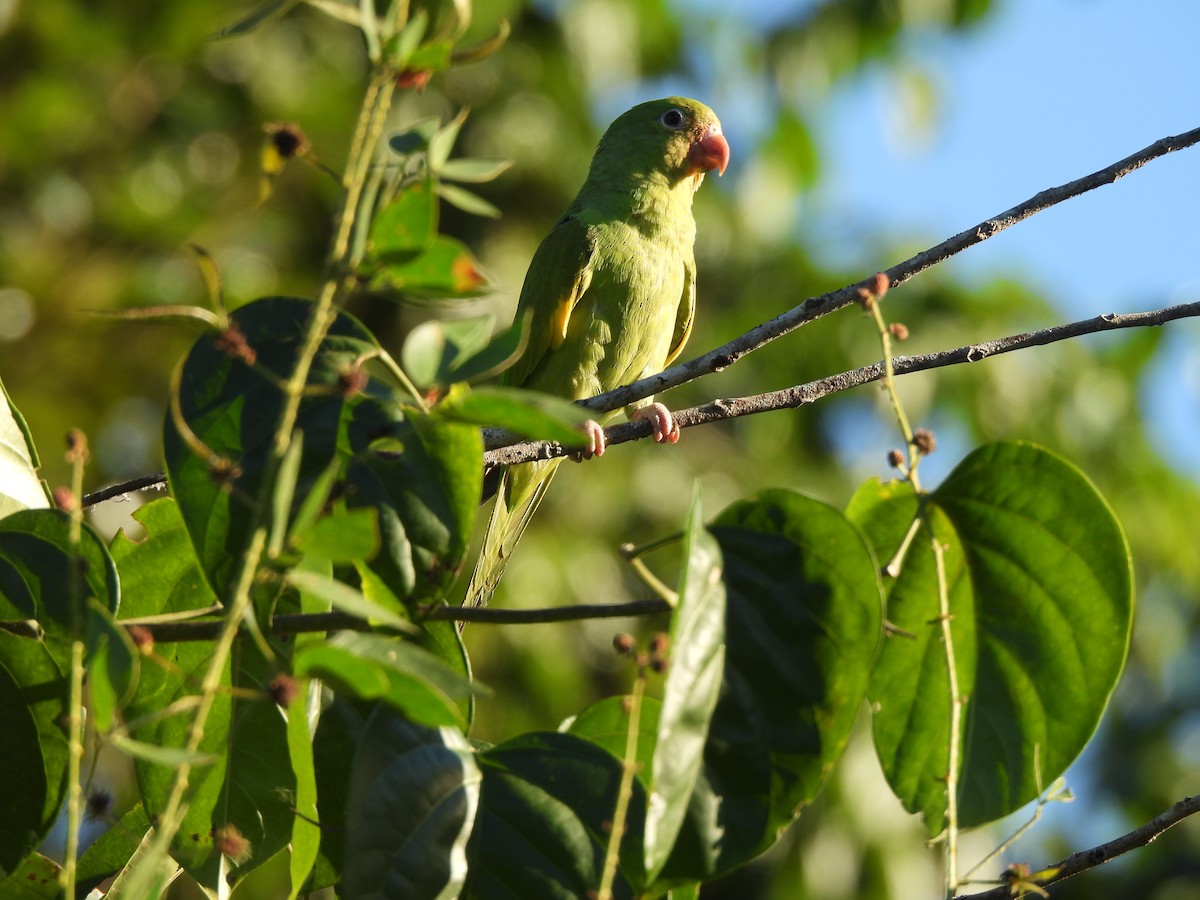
[813,0,1200,479]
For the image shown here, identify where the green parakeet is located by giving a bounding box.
[464,96,729,608]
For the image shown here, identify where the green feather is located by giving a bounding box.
[465,97,724,608]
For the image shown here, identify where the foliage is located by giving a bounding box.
[0,1,1196,899]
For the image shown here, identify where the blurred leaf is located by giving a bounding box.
[852,442,1133,833]
[290,505,380,563]
[0,660,50,875]
[295,632,475,729]
[163,296,382,597]
[387,117,440,157]
[401,316,513,388]
[310,697,366,889]
[370,181,437,262]
[465,732,646,897]
[0,851,61,898]
[645,491,725,880]
[86,599,140,733]
[108,733,219,767]
[761,106,819,191]
[371,235,489,297]
[436,386,587,445]
[439,157,513,184]
[285,687,320,900]
[0,377,48,515]
[660,490,883,883]
[450,18,511,64]
[210,0,301,38]
[344,706,479,900]
[436,181,501,219]
[428,109,468,172]
[287,570,415,632]
[386,9,428,69]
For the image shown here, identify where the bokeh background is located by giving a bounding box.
[3,0,1199,896]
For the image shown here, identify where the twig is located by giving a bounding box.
[82,473,168,507]
[120,598,673,642]
[483,299,1200,467]
[952,795,1200,899]
[934,539,962,898]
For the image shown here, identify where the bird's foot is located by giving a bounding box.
[632,402,680,444]
[571,420,607,462]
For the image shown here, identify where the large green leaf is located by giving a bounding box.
[644,492,725,880]
[75,804,152,895]
[464,732,646,899]
[659,489,883,884]
[565,695,662,789]
[0,377,48,516]
[851,442,1133,833]
[0,852,61,899]
[345,398,481,606]
[0,660,48,875]
[163,296,381,596]
[285,687,320,900]
[343,706,479,900]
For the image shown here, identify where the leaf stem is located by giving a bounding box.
[597,672,646,900]
[933,538,962,898]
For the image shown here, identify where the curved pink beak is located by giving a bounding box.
[687,124,730,176]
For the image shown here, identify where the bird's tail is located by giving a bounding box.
[463,458,562,608]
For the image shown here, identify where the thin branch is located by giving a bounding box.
[120,598,672,642]
[953,795,1200,899]
[483,299,1200,467]
[82,473,168,508]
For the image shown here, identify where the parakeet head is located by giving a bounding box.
[590,97,729,191]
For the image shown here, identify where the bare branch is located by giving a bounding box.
[953,795,1200,899]
[484,299,1200,467]
[104,598,672,643]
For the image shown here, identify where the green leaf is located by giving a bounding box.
[110,498,220,620]
[465,732,647,898]
[0,632,69,866]
[565,695,662,791]
[344,706,479,900]
[75,803,152,895]
[285,687,320,900]
[0,659,49,874]
[385,8,428,69]
[855,442,1133,833]
[436,386,588,445]
[438,157,513,184]
[294,631,476,729]
[310,697,366,889]
[108,733,219,767]
[371,235,488,297]
[645,491,725,880]
[660,489,883,883]
[0,377,48,516]
[0,509,120,639]
[370,181,437,262]
[427,109,467,171]
[286,570,415,633]
[344,404,481,606]
[290,505,380,563]
[436,182,501,219]
[163,296,382,596]
[86,599,140,733]
[210,0,301,38]
[0,852,61,898]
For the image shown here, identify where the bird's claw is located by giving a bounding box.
[632,402,680,444]
[571,420,607,462]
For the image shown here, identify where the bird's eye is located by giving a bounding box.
[660,108,686,130]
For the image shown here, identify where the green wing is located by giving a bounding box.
[501,215,597,389]
[664,255,696,367]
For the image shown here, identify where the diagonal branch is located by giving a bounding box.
[483,299,1200,467]
[952,794,1200,899]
